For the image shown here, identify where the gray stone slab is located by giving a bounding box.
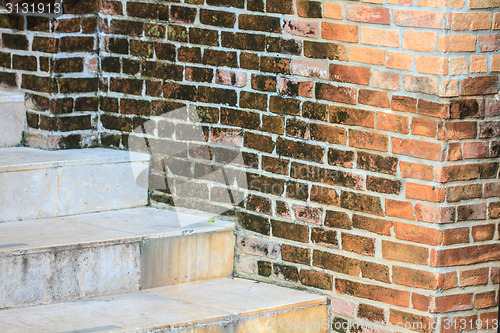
[0,278,328,333]
[0,91,25,148]
[0,207,235,309]
[0,147,150,221]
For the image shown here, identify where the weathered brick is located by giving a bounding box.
[346,5,390,24]
[329,64,370,85]
[341,191,383,216]
[304,41,347,61]
[349,130,388,152]
[322,22,358,43]
[383,240,429,265]
[336,279,410,307]
[313,250,361,275]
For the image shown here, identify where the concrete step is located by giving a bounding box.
[0,278,328,333]
[0,207,234,309]
[0,147,149,222]
[0,90,25,148]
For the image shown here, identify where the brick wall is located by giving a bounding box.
[0,0,99,148]
[2,0,500,331]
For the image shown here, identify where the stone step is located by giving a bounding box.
[0,90,25,148]
[0,277,328,333]
[0,147,149,222]
[0,207,235,309]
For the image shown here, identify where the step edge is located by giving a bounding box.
[122,298,327,332]
[0,223,234,257]
[0,148,150,172]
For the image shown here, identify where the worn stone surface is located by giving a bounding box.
[0,147,149,221]
[0,207,234,308]
[0,278,327,332]
[0,91,25,148]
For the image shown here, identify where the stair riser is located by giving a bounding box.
[0,231,234,309]
[0,243,141,309]
[0,95,25,148]
[141,231,235,289]
[0,161,148,222]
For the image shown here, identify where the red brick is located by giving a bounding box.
[291,59,328,80]
[310,124,346,144]
[324,3,343,19]
[361,261,390,283]
[403,31,436,52]
[360,27,399,47]
[346,5,390,24]
[406,183,445,202]
[446,184,482,202]
[392,137,444,161]
[452,12,492,31]
[330,106,375,128]
[387,52,413,70]
[400,161,434,181]
[340,191,384,216]
[411,117,437,138]
[416,56,448,75]
[313,251,361,276]
[329,64,370,85]
[283,19,319,38]
[353,214,392,236]
[385,199,414,220]
[358,90,390,109]
[282,244,310,265]
[372,71,399,91]
[322,22,358,43]
[403,75,438,95]
[460,76,498,96]
[349,130,388,152]
[412,294,431,312]
[472,224,495,241]
[390,309,433,333]
[438,34,477,52]
[349,46,386,66]
[393,266,441,290]
[392,95,417,113]
[442,227,469,246]
[315,83,357,105]
[460,267,489,287]
[341,233,375,255]
[440,121,477,140]
[431,244,500,267]
[418,99,450,119]
[336,279,411,307]
[383,240,429,265]
[304,41,347,61]
[299,269,332,290]
[394,221,443,246]
[357,303,385,324]
[377,112,409,134]
[394,9,450,29]
[474,291,497,309]
[311,228,338,248]
[278,78,312,98]
[431,293,473,313]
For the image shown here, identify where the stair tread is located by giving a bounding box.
[0,278,326,332]
[0,207,233,256]
[0,147,149,172]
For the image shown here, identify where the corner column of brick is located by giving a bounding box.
[0,0,100,149]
